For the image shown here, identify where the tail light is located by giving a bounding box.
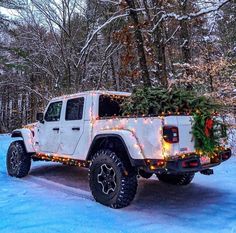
[163,126,179,143]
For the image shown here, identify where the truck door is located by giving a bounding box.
[58,97,85,155]
[38,101,62,153]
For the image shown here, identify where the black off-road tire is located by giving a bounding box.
[89,149,137,208]
[156,172,195,185]
[7,140,31,178]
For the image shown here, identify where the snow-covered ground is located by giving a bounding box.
[0,134,236,233]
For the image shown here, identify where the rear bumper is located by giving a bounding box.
[139,149,232,174]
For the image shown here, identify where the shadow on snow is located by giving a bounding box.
[29,163,229,214]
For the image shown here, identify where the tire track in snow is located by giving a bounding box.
[1,162,94,201]
[23,175,94,201]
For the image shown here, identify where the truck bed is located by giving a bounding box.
[94,116,194,160]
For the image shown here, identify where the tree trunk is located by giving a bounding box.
[156,22,168,86]
[125,0,151,87]
[149,0,168,86]
[179,1,191,64]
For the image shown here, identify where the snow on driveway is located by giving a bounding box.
[0,134,236,233]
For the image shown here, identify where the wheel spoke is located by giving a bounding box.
[110,181,116,189]
[97,164,117,195]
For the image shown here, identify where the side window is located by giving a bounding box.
[45,101,62,122]
[99,95,125,117]
[65,97,84,121]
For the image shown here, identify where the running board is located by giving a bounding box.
[32,153,90,168]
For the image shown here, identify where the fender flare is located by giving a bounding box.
[86,130,145,166]
[11,129,35,153]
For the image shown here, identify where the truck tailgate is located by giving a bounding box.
[177,116,195,153]
[164,116,195,156]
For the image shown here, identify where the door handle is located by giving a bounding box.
[53,127,60,131]
[72,127,80,131]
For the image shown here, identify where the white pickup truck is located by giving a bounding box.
[7,91,231,208]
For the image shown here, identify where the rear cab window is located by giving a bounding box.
[99,95,126,118]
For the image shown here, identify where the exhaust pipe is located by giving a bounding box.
[200,169,214,175]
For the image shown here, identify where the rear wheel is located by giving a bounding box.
[7,140,31,178]
[89,149,137,208]
[156,172,195,185]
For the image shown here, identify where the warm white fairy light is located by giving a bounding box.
[34,153,89,167]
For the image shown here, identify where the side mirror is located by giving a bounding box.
[36,113,44,123]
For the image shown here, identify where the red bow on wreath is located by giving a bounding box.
[204,118,214,137]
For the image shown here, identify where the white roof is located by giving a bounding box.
[51,90,131,101]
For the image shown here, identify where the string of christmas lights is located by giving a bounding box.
[33,153,89,167]
[24,91,230,170]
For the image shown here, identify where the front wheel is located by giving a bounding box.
[7,140,31,178]
[89,149,137,208]
[156,172,195,185]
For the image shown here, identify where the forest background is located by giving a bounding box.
[0,0,235,133]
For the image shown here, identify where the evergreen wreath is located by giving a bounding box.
[192,111,227,156]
